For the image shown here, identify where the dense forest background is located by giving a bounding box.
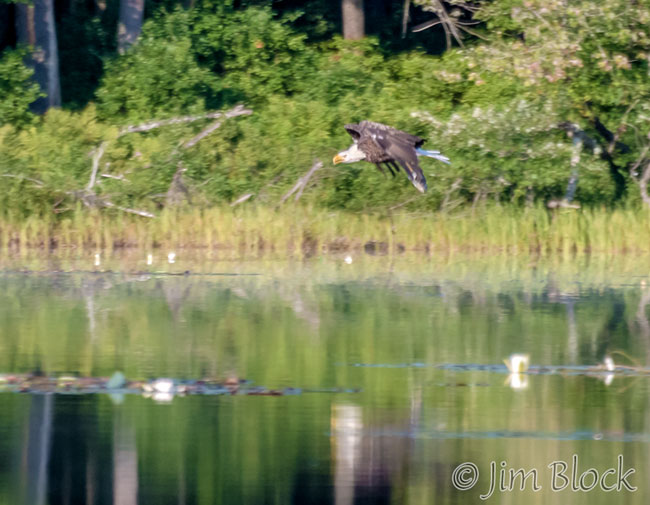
[1,0,649,219]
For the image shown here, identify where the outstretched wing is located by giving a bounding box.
[372,132,428,192]
[344,123,362,141]
[358,121,425,148]
[378,137,427,193]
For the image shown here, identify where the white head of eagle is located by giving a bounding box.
[333,143,366,164]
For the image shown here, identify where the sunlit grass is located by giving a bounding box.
[1,204,650,256]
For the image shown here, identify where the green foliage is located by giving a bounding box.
[466,0,650,173]
[0,107,112,216]
[96,32,218,121]
[96,6,320,119]
[4,2,650,223]
[0,47,42,128]
[190,7,317,103]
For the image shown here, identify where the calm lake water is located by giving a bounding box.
[2,254,650,504]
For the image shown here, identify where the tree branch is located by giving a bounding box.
[87,141,106,190]
[184,121,222,148]
[279,161,323,204]
[230,193,254,207]
[0,173,44,187]
[102,200,155,218]
[118,105,252,137]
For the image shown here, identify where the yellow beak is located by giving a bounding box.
[332,154,345,165]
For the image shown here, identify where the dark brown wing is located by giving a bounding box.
[358,121,425,148]
[373,133,428,192]
[344,123,362,141]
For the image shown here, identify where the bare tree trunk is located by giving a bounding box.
[342,0,365,40]
[639,161,650,207]
[15,0,61,113]
[401,0,411,38]
[117,0,144,54]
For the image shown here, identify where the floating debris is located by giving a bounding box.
[167,252,176,264]
[94,253,101,267]
[0,372,359,398]
[344,256,353,264]
[436,382,490,388]
[147,253,153,265]
[341,428,650,443]
[106,371,127,389]
[349,360,650,381]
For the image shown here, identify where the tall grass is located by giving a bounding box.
[1,204,650,256]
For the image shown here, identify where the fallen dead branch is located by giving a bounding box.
[82,105,253,216]
[1,173,44,187]
[118,105,252,137]
[279,160,323,204]
[87,141,107,191]
[102,201,156,218]
[230,193,255,207]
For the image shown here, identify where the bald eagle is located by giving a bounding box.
[332,121,450,193]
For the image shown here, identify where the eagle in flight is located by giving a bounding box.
[332,121,450,193]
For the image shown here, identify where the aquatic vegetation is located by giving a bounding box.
[1,205,650,256]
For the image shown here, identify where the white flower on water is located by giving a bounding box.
[142,378,176,402]
[504,353,530,373]
[151,378,175,393]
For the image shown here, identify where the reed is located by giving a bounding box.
[1,204,650,256]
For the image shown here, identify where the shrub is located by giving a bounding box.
[0,47,43,128]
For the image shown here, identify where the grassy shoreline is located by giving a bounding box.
[2,205,650,256]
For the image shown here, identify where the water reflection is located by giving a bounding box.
[1,259,650,503]
[21,395,52,505]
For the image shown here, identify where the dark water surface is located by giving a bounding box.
[2,254,650,504]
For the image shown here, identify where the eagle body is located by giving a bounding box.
[333,120,449,193]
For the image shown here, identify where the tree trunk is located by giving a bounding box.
[401,0,411,38]
[15,0,61,113]
[117,0,144,54]
[342,0,365,40]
